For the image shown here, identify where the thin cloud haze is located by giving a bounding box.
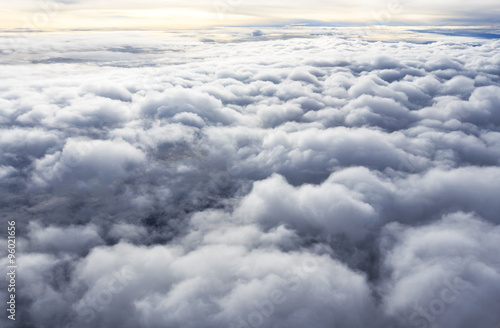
[1,0,500,29]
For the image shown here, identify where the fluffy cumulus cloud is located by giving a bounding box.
[1,27,500,328]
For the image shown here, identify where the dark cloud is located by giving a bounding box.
[1,28,500,328]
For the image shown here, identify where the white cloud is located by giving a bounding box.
[1,28,500,328]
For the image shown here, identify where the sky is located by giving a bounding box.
[1,2,500,328]
[1,0,500,30]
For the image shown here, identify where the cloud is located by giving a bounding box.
[2,0,500,28]
[1,28,500,328]
[140,88,239,125]
[380,212,500,328]
[27,222,103,255]
[81,82,133,102]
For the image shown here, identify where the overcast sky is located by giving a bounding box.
[1,0,500,30]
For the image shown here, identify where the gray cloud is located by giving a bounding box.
[1,28,500,328]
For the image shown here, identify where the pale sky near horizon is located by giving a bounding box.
[1,0,499,30]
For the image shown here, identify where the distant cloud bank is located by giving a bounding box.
[1,0,500,29]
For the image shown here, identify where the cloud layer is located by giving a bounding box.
[2,0,500,28]
[1,28,500,328]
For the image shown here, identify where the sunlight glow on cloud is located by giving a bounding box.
[1,0,499,30]
[45,9,260,30]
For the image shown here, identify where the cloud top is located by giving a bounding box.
[1,29,500,328]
